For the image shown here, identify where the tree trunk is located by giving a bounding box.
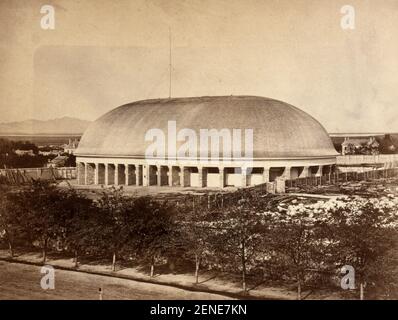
[74,249,78,268]
[150,256,155,277]
[195,253,200,284]
[359,282,365,300]
[297,278,302,300]
[42,238,48,264]
[241,239,247,292]
[112,252,116,271]
[296,268,302,300]
[8,240,14,258]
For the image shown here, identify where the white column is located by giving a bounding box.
[300,166,310,178]
[168,166,173,186]
[282,166,291,179]
[135,165,140,186]
[84,163,88,185]
[77,162,84,185]
[220,167,225,188]
[198,166,204,187]
[240,167,246,187]
[143,165,149,186]
[157,166,161,186]
[263,167,270,183]
[114,164,119,185]
[94,163,99,185]
[179,166,184,187]
[105,164,109,185]
[125,165,129,186]
[315,165,323,177]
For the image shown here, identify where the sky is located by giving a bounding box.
[0,0,397,132]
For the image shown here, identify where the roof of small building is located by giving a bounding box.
[76,96,338,159]
[342,138,379,147]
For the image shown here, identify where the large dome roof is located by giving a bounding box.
[76,96,338,159]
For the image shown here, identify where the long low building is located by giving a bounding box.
[75,96,338,188]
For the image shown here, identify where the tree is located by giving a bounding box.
[14,181,71,263]
[328,195,398,299]
[179,207,213,284]
[379,134,397,154]
[206,189,271,292]
[0,186,27,257]
[93,186,137,271]
[63,154,76,167]
[264,200,334,299]
[61,187,94,267]
[133,197,176,277]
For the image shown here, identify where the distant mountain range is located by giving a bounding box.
[0,117,92,135]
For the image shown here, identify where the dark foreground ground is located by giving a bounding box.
[0,261,231,300]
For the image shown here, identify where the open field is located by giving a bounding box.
[0,135,81,146]
[0,261,230,300]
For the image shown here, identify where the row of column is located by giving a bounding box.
[79,163,191,187]
[77,162,333,188]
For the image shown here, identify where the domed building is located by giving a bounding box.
[75,96,338,188]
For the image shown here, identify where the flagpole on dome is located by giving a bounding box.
[169,26,172,99]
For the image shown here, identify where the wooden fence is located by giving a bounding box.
[337,154,398,166]
[285,167,398,188]
[0,167,76,185]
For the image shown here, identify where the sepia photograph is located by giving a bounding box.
[0,0,398,311]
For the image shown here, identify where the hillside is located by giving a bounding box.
[0,117,91,135]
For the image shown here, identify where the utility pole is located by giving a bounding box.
[169,27,172,98]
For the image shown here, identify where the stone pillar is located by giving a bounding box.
[105,164,109,185]
[220,167,225,188]
[84,163,88,185]
[125,165,129,186]
[94,163,99,185]
[179,166,184,187]
[76,162,81,185]
[263,167,270,183]
[143,165,149,186]
[114,164,119,185]
[198,167,204,187]
[241,167,246,187]
[168,166,173,186]
[300,166,310,178]
[135,165,140,186]
[282,166,291,179]
[157,166,161,186]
